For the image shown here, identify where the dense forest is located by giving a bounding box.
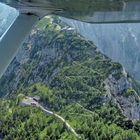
[0,16,140,140]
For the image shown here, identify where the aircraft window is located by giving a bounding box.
[0,0,140,139]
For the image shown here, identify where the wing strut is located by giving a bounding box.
[0,14,38,78]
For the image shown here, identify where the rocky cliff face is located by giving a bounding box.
[0,16,140,121]
[105,68,140,120]
[62,18,140,81]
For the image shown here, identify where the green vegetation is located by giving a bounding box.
[123,88,136,98]
[0,84,140,140]
[0,16,140,139]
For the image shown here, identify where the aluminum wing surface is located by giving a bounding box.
[46,0,140,23]
[1,0,140,23]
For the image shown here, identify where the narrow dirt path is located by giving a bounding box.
[20,96,80,139]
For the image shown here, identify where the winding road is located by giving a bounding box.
[20,96,80,139]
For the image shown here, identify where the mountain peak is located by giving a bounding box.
[0,16,140,139]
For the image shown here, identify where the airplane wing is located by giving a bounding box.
[51,0,140,24]
[1,0,140,23]
[0,13,38,77]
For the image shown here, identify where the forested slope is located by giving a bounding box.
[0,16,140,140]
